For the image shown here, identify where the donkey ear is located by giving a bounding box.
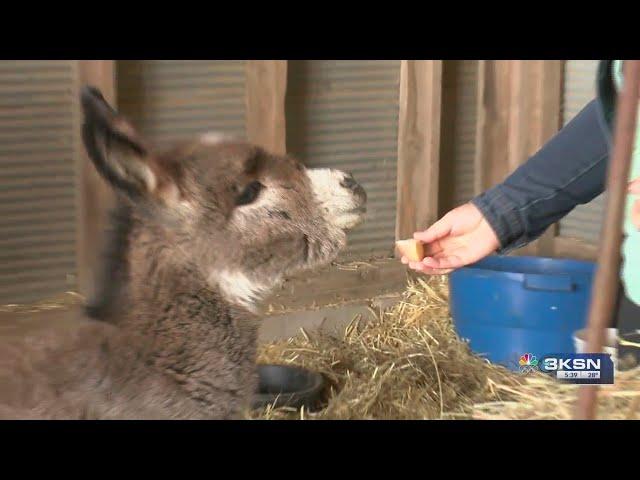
[81,86,173,201]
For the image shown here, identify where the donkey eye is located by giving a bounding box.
[235,181,264,206]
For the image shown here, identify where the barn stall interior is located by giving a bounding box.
[1,60,638,419]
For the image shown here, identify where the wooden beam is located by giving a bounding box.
[396,60,443,241]
[245,60,288,154]
[553,236,599,261]
[438,61,459,216]
[475,60,512,192]
[532,60,563,257]
[532,61,564,146]
[476,60,563,183]
[473,60,487,197]
[267,257,407,315]
[507,61,531,174]
[75,60,117,301]
[475,60,563,256]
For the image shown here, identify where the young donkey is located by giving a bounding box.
[0,87,367,419]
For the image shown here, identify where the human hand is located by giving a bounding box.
[400,202,500,275]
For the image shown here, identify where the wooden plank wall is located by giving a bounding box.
[474,60,565,258]
[395,60,443,241]
[395,60,571,259]
[245,61,288,154]
[73,60,584,298]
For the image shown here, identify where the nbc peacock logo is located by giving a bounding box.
[519,353,539,374]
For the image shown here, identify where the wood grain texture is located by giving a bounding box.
[75,61,117,300]
[475,60,512,191]
[396,60,443,241]
[475,60,563,256]
[553,236,598,261]
[532,61,563,257]
[245,61,287,154]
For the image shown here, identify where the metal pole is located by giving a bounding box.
[575,60,640,420]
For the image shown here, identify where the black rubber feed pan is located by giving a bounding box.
[253,364,325,410]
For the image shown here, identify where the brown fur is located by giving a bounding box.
[0,87,367,419]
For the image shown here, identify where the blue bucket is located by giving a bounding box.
[449,255,596,371]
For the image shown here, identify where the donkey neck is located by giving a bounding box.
[126,220,257,329]
[89,203,259,345]
[101,213,260,406]
[89,202,205,319]
[127,224,201,309]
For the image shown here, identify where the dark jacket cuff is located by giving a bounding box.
[471,188,527,254]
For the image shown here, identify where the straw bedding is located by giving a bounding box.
[251,276,640,420]
[2,281,638,420]
[251,276,518,419]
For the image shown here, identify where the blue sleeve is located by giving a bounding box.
[471,98,611,253]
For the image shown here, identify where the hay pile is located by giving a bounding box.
[251,276,520,419]
[472,368,640,420]
[252,276,640,420]
[2,281,639,419]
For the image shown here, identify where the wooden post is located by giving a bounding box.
[531,61,564,150]
[396,60,443,241]
[475,60,563,256]
[473,60,486,197]
[475,61,512,192]
[75,60,117,301]
[576,60,640,420]
[507,61,531,175]
[245,61,288,154]
[532,61,563,257]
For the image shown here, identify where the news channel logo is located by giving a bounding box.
[518,352,614,385]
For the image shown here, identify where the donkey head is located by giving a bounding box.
[81,86,367,312]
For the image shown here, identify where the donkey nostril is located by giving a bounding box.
[340,173,366,203]
[340,173,358,191]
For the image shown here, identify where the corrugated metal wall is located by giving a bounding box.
[117,61,247,146]
[0,60,479,301]
[285,60,400,259]
[0,61,79,304]
[558,60,605,244]
[446,60,479,208]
